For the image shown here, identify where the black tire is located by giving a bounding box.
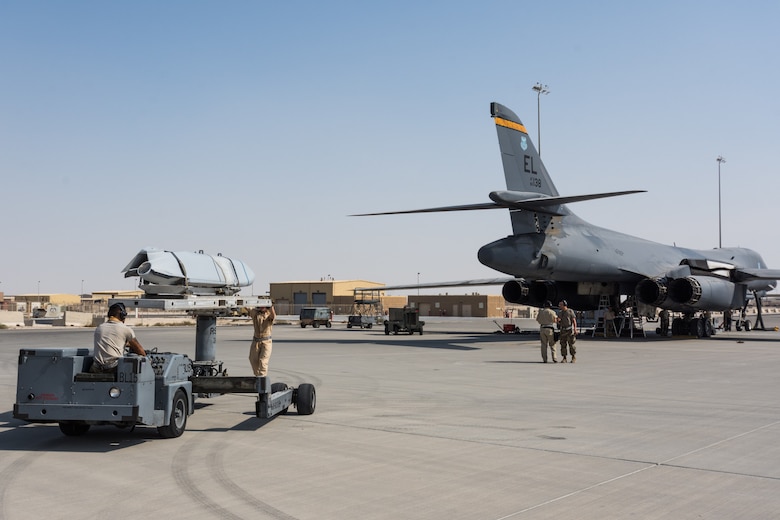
[271,382,289,393]
[271,382,290,415]
[671,318,683,336]
[704,319,714,337]
[744,320,752,331]
[313,322,320,328]
[296,384,316,415]
[300,323,306,328]
[59,421,90,436]
[367,323,372,329]
[689,318,705,338]
[347,323,352,328]
[157,389,188,438]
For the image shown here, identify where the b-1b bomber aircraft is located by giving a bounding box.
[353,102,780,337]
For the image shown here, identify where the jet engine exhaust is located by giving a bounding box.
[636,278,668,306]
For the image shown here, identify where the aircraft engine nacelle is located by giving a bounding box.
[502,280,532,304]
[635,277,668,306]
[667,276,741,310]
[502,280,600,310]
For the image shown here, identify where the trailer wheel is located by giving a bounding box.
[59,421,90,436]
[367,323,372,329]
[296,383,316,415]
[313,322,320,328]
[158,389,188,438]
[271,382,290,415]
[300,323,306,328]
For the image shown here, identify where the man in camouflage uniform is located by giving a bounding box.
[557,300,578,363]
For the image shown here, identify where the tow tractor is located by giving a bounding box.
[13,295,316,438]
[384,307,425,335]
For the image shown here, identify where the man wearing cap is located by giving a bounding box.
[558,300,578,363]
[535,300,559,363]
[249,304,276,377]
[90,303,146,374]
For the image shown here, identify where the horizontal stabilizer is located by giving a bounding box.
[489,190,646,215]
[351,190,645,217]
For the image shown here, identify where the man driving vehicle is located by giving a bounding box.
[90,302,146,373]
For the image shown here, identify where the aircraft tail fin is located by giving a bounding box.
[491,102,564,234]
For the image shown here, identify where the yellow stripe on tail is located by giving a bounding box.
[494,117,528,134]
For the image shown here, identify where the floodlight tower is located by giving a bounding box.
[532,82,549,155]
[717,155,726,248]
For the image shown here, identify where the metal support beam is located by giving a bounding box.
[195,315,217,362]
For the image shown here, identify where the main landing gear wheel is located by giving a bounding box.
[689,318,705,338]
[704,319,714,337]
[158,389,188,438]
[671,318,684,336]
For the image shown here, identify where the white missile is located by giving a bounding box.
[122,247,255,296]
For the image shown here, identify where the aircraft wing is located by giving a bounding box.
[356,277,515,292]
[351,190,645,217]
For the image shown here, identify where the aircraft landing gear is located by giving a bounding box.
[671,314,714,338]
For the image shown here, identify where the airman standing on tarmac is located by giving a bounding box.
[536,300,558,363]
[558,300,577,363]
[249,304,276,377]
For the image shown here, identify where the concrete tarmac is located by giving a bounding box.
[1,318,779,519]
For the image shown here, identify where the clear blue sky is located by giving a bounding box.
[2,1,778,296]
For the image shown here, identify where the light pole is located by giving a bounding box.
[532,82,549,155]
[417,272,420,296]
[717,155,726,248]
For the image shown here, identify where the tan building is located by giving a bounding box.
[270,280,387,315]
[13,293,81,313]
[408,294,507,318]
